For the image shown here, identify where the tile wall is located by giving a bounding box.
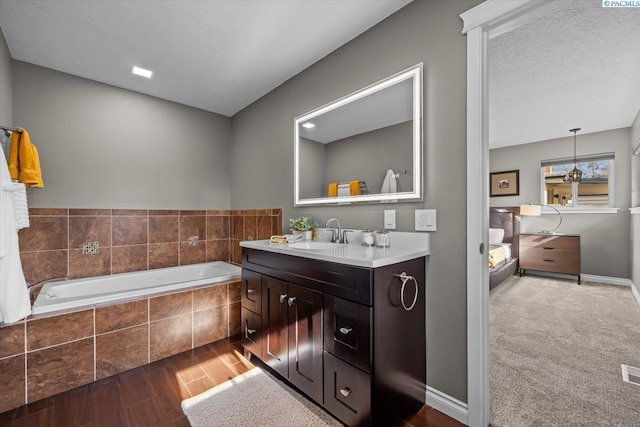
[0,206,283,413]
[18,208,282,284]
[0,280,241,413]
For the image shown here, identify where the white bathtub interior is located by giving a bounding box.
[31,261,241,316]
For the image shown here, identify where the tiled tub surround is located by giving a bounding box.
[0,280,242,413]
[18,208,282,284]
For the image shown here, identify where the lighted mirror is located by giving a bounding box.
[294,64,423,206]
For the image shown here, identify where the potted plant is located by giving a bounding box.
[289,216,316,240]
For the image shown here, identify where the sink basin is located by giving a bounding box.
[288,241,346,250]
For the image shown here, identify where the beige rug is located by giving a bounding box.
[181,367,342,427]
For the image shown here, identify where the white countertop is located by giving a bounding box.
[240,231,430,268]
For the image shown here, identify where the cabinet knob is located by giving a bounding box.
[339,327,353,335]
[339,387,352,397]
[288,296,297,306]
[279,294,288,303]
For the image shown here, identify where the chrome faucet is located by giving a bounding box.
[325,218,342,243]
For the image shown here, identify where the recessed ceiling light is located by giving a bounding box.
[302,122,315,129]
[132,66,153,78]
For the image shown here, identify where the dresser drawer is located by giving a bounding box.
[519,257,580,275]
[241,269,262,315]
[324,295,372,373]
[520,234,579,250]
[520,246,579,263]
[323,351,371,426]
[241,307,262,358]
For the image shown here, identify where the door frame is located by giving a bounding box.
[461,1,565,426]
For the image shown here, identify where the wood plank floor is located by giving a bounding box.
[0,338,464,427]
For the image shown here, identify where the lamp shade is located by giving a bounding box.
[520,204,541,216]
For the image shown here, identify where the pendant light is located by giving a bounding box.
[564,128,582,183]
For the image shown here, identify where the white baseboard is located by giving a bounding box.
[580,274,632,287]
[426,386,468,425]
[631,282,640,307]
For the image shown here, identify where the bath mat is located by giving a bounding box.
[181,367,342,427]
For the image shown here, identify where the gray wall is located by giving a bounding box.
[298,136,327,199]
[231,0,480,402]
[12,61,232,209]
[0,28,12,158]
[325,121,413,195]
[491,128,632,279]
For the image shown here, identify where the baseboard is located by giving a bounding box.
[426,386,468,425]
[580,274,632,287]
[631,282,640,307]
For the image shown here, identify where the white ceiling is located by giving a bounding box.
[0,0,411,117]
[489,0,640,148]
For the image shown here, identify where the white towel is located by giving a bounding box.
[0,147,32,323]
[380,169,397,194]
[7,182,29,229]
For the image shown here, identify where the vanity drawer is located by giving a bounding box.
[324,295,372,373]
[241,269,262,315]
[323,351,371,427]
[241,307,262,359]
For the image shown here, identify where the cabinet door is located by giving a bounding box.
[287,284,323,403]
[261,276,288,378]
[241,307,262,359]
[241,269,262,315]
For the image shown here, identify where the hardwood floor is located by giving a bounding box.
[0,338,463,427]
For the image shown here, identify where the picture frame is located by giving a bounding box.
[490,170,519,197]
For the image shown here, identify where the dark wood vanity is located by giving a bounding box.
[240,246,426,426]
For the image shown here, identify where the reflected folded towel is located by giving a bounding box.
[337,183,350,197]
[328,182,338,197]
[9,128,44,188]
[349,180,361,196]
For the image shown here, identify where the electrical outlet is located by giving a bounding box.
[415,209,436,231]
[82,242,99,254]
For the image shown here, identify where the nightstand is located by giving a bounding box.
[519,233,581,283]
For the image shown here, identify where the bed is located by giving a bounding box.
[489,207,520,290]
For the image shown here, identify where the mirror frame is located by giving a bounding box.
[294,64,423,206]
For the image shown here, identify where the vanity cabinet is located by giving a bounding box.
[241,247,426,426]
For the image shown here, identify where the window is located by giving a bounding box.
[541,152,614,208]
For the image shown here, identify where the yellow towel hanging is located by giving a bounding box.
[349,180,361,196]
[328,182,338,197]
[8,128,44,188]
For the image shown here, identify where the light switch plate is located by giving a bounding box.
[415,209,436,231]
[384,209,396,229]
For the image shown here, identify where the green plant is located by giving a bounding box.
[289,216,315,232]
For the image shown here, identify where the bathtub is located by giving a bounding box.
[31,261,241,316]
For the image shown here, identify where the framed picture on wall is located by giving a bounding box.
[490,170,519,197]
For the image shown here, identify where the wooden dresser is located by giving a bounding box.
[519,234,581,283]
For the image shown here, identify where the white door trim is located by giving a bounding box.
[460,1,565,426]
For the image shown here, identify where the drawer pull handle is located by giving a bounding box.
[543,259,555,262]
[246,327,256,335]
[279,294,288,304]
[339,387,352,397]
[339,327,353,335]
[542,247,554,250]
[246,288,256,294]
[288,297,297,306]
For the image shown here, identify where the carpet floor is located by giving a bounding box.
[181,366,342,427]
[490,275,640,426]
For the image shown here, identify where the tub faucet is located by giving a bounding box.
[325,218,342,243]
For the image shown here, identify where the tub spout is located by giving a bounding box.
[28,277,69,305]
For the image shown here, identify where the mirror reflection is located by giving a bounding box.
[294,64,422,206]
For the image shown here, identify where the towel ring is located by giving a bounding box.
[396,272,418,311]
